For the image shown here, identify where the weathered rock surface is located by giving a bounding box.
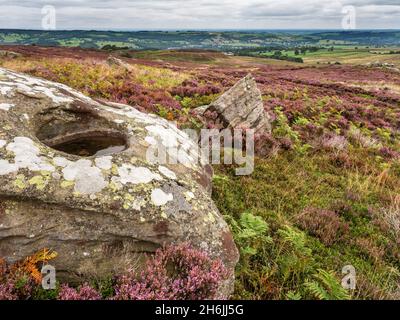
[0,50,21,59]
[195,74,272,133]
[366,61,400,72]
[0,67,238,296]
[106,56,132,70]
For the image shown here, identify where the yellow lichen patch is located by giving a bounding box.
[161,212,168,219]
[204,212,216,223]
[61,180,74,188]
[123,194,133,209]
[123,193,142,210]
[109,181,122,192]
[29,176,48,191]
[40,170,52,177]
[14,174,26,190]
[124,193,134,201]
[111,164,119,175]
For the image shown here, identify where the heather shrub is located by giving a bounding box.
[295,207,349,246]
[0,272,35,300]
[114,244,228,300]
[58,283,102,300]
[353,238,385,262]
[170,82,221,97]
[254,132,279,156]
[1,245,227,300]
[319,133,348,152]
[0,282,18,300]
[329,152,353,168]
[379,147,399,160]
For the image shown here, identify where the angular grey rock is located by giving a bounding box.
[366,61,399,72]
[0,50,21,59]
[196,74,272,133]
[0,67,238,297]
[106,56,132,70]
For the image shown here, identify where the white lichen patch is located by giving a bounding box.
[104,103,201,169]
[151,188,173,206]
[117,164,162,185]
[0,103,14,111]
[184,191,195,201]
[158,165,177,180]
[145,124,180,148]
[3,137,55,173]
[145,136,157,146]
[62,159,92,180]
[32,86,73,105]
[0,86,13,96]
[104,103,158,125]
[74,167,108,195]
[95,156,113,170]
[52,172,61,180]
[62,159,107,194]
[54,156,71,168]
[0,159,18,175]
[144,122,201,169]
[0,68,77,106]
[0,140,7,148]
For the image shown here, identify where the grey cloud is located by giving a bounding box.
[0,0,399,29]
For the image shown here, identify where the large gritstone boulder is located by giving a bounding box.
[195,74,272,133]
[0,50,21,59]
[0,68,239,296]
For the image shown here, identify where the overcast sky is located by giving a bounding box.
[0,0,399,30]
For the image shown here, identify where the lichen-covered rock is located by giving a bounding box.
[106,56,132,70]
[365,61,400,73]
[0,50,21,59]
[0,67,238,297]
[195,74,272,133]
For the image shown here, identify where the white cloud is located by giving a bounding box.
[0,0,399,29]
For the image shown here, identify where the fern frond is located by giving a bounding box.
[286,291,302,300]
[9,248,58,284]
[305,269,351,300]
[305,280,331,300]
[277,225,311,255]
[239,212,268,236]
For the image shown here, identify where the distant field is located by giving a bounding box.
[301,47,400,65]
[252,47,400,66]
[127,49,225,63]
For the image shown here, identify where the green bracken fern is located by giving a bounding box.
[305,269,351,300]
